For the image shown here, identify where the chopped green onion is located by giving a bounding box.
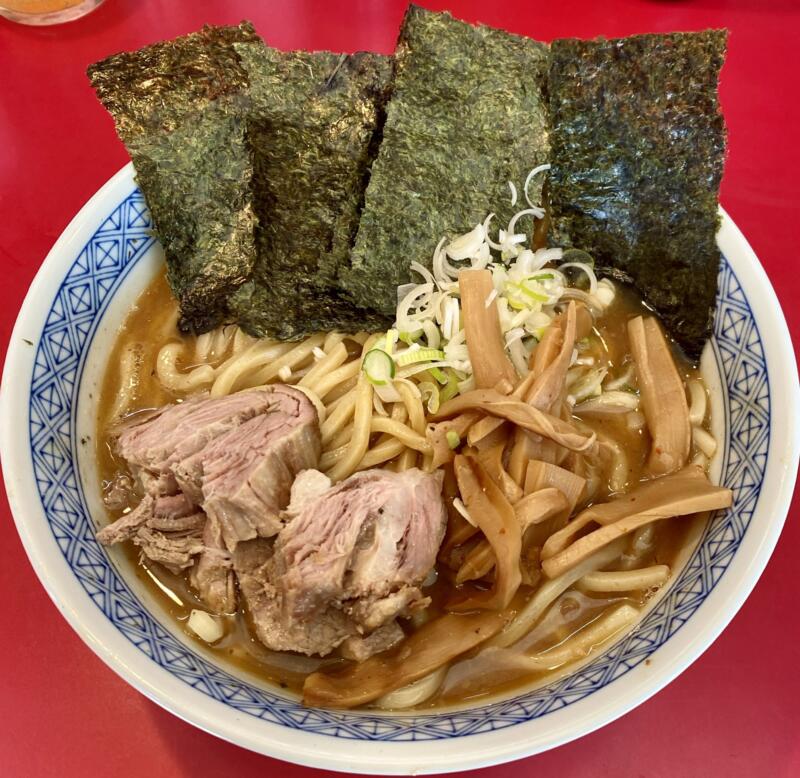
[440,369,460,403]
[399,330,422,346]
[505,280,548,306]
[362,349,396,386]
[396,347,445,367]
[446,430,461,449]
[428,366,449,385]
[385,329,399,353]
[525,290,549,303]
[527,273,554,281]
[418,381,441,414]
[519,280,549,302]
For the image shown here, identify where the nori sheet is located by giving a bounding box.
[87,23,260,332]
[228,42,394,339]
[340,4,550,315]
[548,31,728,360]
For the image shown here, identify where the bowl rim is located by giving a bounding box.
[2,162,798,774]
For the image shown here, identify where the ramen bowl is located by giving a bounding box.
[1,164,798,774]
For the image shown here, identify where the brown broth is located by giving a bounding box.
[95,270,708,708]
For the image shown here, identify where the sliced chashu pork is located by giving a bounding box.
[97,489,234,610]
[113,385,320,549]
[190,401,319,549]
[97,385,321,613]
[234,468,447,657]
[189,514,236,614]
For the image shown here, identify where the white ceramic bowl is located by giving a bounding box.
[2,164,798,774]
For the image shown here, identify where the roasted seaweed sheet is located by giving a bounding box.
[340,4,550,315]
[88,23,259,332]
[548,31,728,359]
[229,42,394,339]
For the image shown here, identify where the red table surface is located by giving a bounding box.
[1,1,798,776]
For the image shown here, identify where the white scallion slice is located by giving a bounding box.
[375,382,402,404]
[483,213,503,251]
[559,261,598,295]
[187,610,224,643]
[396,347,446,367]
[596,278,616,308]
[574,390,640,415]
[457,374,476,394]
[523,163,551,208]
[398,329,423,346]
[604,362,635,391]
[418,381,441,414]
[409,260,438,288]
[422,319,441,350]
[362,349,396,386]
[508,180,518,207]
[507,338,529,375]
[385,329,399,353]
[446,224,486,261]
[396,283,417,305]
[397,360,459,380]
[508,208,544,236]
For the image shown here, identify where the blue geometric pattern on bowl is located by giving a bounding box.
[28,189,769,740]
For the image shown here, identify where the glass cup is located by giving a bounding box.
[0,0,104,25]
